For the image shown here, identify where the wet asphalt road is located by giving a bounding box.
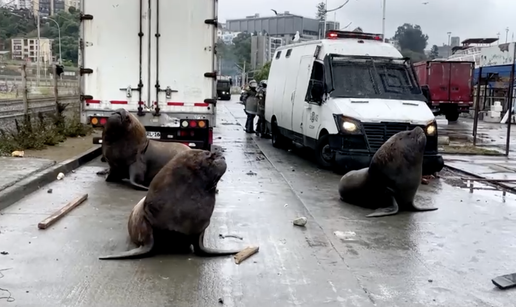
[2,97,516,306]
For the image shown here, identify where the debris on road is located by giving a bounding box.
[246,170,257,176]
[0,251,8,255]
[234,246,259,264]
[96,169,109,176]
[57,172,65,180]
[11,150,24,157]
[47,189,52,194]
[37,194,88,230]
[219,233,244,240]
[293,217,307,227]
[492,273,516,290]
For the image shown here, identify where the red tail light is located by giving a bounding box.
[208,128,213,145]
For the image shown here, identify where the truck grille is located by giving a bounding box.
[362,123,429,152]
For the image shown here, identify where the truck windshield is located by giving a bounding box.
[217,81,230,90]
[329,57,423,101]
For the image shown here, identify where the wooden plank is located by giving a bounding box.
[38,194,88,230]
[234,246,259,265]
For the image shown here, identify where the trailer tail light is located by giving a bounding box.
[180,119,208,128]
[89,116,108,127]
[208,128,213,145]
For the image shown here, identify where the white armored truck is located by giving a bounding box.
[264,30,444,175]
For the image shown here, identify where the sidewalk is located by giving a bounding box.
[0,134,99,192]
[443,154,516,190]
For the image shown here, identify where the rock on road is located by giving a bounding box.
[1,96,516,306]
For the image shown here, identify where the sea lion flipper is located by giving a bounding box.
[122,178,149,191]
[193,231,240,257]
[98,243,154,260]
[366,192,399,218]
[407,202,439,212]
[126,163,149,191]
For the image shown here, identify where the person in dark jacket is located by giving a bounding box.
[255,80,270,138]
[243,80,258,133]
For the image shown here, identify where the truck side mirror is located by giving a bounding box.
[310,81,324,103]
[421,85,431,102]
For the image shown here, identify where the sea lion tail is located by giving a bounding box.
[193,231,240,257]
[98,244,153,260]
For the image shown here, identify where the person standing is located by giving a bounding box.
[243,80,259,133]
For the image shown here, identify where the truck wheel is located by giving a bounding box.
[315,134,334,169]
[445,110,459,122]
[271,121,289,149]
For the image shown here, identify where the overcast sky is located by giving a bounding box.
[218,0,516,48]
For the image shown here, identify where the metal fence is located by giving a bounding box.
[0,60,81,130]
[0,61,79,102]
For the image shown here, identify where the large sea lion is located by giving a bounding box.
[338,126,438,218]
[99,149,241,260]
[102,108,191,190]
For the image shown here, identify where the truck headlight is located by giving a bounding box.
[425,122,437,136]
[343,121,357,132]
[333,114,363,134]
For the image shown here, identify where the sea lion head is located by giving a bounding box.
[173,149,227,191]
[103,108,146,141]
[398,126,427,153]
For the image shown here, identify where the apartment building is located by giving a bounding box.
[11,37,54,63]
[31,0,66,16]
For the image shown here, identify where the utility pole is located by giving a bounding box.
[506,27,510,43]
[323,0,328,37]
[36,12,41,86]
[447,32,452,57]
[382,0,386,42]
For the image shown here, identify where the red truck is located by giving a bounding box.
[413,60,475,122]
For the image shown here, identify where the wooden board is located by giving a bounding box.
[38,194,88,230]
[234,246,259,264]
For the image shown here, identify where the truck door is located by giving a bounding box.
[291,56,313,135]
[149,0,216,118]
[82,0,148,112]
[427,62,451,102]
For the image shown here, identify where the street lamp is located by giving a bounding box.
[43,16,62,64]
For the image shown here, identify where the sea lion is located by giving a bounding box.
[99,149,241,260]
[102,108,191,190]
[338,126,437,218]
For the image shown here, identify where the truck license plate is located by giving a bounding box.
[147,131,161,139]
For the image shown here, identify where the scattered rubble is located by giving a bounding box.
[293,217,307,227]
[234,246,259,264]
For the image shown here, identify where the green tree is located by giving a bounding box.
[392,23,428,54]
[316,2,326,21]
[0,7,80,64]
[232,32,251,68]
[401,49,427,62]
[254,61,271,81]
[429,45,439,59]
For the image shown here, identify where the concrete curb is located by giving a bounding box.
[0,145,102,211]
[444,164,516,193]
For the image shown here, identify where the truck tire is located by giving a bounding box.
[445,110,459,122]
[315,134,334,169]
[271,121,289,149]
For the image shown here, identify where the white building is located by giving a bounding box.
[11,37,54,63]
[217,29,240,45]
